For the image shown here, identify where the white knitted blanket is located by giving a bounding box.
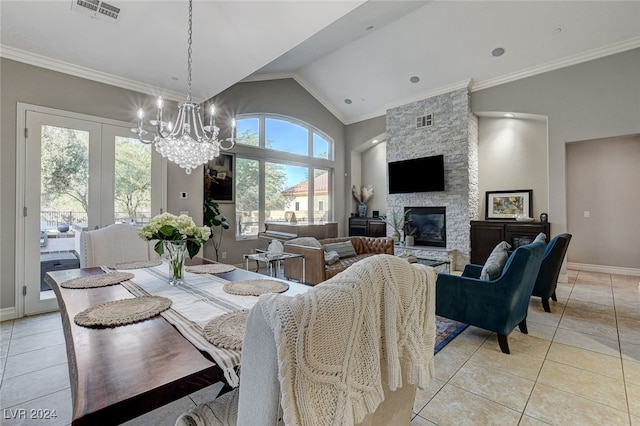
[259,254,436,426]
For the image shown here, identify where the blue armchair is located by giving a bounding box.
[532,233,572,312]
[436,241,545,354]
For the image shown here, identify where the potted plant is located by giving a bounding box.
[203,198,230,262]
[385,208,410,244]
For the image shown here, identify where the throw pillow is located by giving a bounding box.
[323,241,357,259]
[533,232,547,244]
[285,237,322,249]
[480,241,512,281]
[324,251,340,265]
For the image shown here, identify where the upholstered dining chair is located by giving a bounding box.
[176,254,437,426]
[78,223,158,268]
[532,233,572,312]
[435,241,545,354]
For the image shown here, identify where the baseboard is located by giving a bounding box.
[0,306,18,322]
[567,262,640,277]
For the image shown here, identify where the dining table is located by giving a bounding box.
[45,258,309,426]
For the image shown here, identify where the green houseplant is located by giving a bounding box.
[203,198,230,262]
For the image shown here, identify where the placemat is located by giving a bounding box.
[223,279,289,296]
[111,260,163,270]
[203,310,249,350]
[61,272,135,289]
[74,296,172,328]
[185,264,236,274]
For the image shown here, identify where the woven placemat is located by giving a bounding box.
[61,272,135,289]
[203,310,249,350]
[223,279,289,296]
[111,260,163,270]
[185,264,236,274]
[74,296,172,328]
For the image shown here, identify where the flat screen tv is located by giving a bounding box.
[388,155,445,193]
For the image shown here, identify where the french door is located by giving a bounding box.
[18,105,166,315]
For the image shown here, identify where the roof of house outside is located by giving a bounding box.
[281,172,329,195]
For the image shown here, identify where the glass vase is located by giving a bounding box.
[164,240,187,285]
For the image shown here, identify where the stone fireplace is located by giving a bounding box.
[405,207,446,248]
[386,86,479,270]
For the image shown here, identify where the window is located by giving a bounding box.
[234,114,334,239]
[235,158,259,237]
[235,114,334,160]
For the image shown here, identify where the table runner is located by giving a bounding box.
[111,262,308,387]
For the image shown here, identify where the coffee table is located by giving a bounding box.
[243,251,305,282]
[414,257,451,273]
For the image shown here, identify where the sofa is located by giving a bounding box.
[283,236,394,285]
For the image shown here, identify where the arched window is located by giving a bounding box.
[233,114,335,239]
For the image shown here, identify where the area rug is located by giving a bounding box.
[434,315,468,354]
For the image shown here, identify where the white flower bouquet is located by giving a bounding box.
[139,213,210,259]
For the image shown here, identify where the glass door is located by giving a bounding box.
[22,110,165,315]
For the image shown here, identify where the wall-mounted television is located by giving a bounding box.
[388,155,445,193]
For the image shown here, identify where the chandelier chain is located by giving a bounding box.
[187,0,193,101]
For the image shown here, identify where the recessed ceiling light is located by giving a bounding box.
[504,113,515,118]
[491,47,505,57]
[409,76,420,83]
[366,25,374,31]
[372,139,379,144]
[344,99,352,104]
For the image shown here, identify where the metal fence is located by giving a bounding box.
[41,211,150,229]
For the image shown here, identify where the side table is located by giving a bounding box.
[243,251,305,282]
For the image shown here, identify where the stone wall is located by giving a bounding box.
[386,88,479,270]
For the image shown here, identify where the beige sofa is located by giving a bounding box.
[283,236,394,285]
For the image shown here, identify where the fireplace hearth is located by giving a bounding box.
[405,207,446,248]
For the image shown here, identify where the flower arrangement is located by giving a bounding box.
[138,212,210,259]
[351,185,374,204]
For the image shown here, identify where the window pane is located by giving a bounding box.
[313,133,331,159]
[235,158,260,236]
[313,169,330,222]
[114,136,152,225]
[236,118,259,146]
[40,125,89,237]
[265,118,308,156]
[266,162,308,222]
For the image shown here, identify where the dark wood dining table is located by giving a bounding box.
[45,259,275,426]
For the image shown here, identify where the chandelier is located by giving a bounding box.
[131,0,234,174]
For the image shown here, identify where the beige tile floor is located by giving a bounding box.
[1,269,638,425]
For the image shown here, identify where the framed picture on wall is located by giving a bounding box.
[485,189,533,219]
[204,153,234,203]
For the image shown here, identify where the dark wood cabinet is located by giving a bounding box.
[349,217,387,237]
[470,220,550,264]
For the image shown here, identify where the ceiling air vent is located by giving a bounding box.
[416,113,433,129]
[73,0,120,22]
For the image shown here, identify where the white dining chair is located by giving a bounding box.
[78,223,158,268]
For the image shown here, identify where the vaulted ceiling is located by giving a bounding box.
[2,1,639,124]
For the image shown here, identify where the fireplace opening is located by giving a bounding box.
[405,207,446,248]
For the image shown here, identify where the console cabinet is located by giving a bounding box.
[470,220,550,265]
[349,217,386,238]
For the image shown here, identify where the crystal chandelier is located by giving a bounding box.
[131,0,234,174]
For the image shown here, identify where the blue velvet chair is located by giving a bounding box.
[532,233,572,312]
[436,241,545,354]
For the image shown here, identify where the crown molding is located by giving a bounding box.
[0,45,201,103]
[471,37,640,92]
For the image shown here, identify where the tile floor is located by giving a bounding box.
[1,269,638,425]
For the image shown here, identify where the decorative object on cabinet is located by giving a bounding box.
[470,220,550,265]
[485,189,533,219]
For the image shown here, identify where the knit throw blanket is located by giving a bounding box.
[259,254,436,426]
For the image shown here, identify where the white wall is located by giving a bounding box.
[360,142,387,216]
[478,116,548,219]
